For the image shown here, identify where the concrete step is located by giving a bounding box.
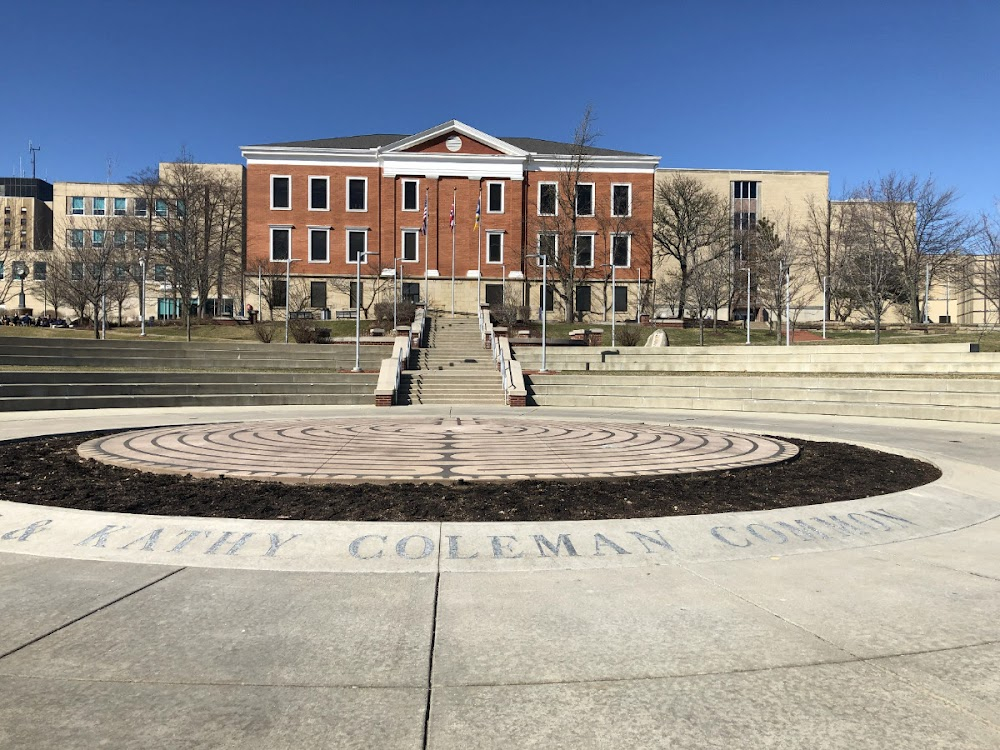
[0,392,375,412]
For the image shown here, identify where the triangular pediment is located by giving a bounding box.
[383,121,527,157]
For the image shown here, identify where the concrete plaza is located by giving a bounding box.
[1,404,999,749]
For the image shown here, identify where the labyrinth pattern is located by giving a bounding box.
[78,417,799,483]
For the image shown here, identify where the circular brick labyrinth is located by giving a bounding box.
[77,417,799,484]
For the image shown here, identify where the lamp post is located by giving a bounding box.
[746,266,751,345]
[352,249,380,372]
[599,262,617,347]
[526,253,549,373]
[284,254,301,345]
[139,257,146,337]
[821,275,827,340]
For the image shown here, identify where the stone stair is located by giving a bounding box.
[399,317,505,405]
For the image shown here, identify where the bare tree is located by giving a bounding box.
[752,217,812,343]
[652,174,732,320]
[851,173,974,323]
[801,196,858,322]
[687,254,730,345]
[967,204,1000,323]
[530,106,603,322]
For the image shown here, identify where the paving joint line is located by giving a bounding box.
[0,566,186,662]
[421,523,443,750]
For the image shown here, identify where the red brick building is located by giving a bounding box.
[241,120,659,320]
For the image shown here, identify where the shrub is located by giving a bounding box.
[288,318,317,344]
[374,300,417,328]
[617,325,643,347]
[490,302,520,329]
[253,321,275,343]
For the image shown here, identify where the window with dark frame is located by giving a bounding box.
[273,279,288,308]
[309,177,328,211]
[348,179,366,211]
[487,182,503,213]
[575,234,594,267]
[348,230,366,262]
[612,234,630,267]
[539,183,557,215]
[575,184,593,216]
[402,282,420,303]
[485,284,503,306]
[271,227,290,261]
[349,280,363,308]
[135,198,147,217]
[310,281,327,308]
[538,233,557,261]
[402,180,418,211]
[272,176,290,209]
[153,264,167,282]
[402,229,419,262]
[576,285,591,312]
[540,286,554,312]
[612,184,631,217]
[487,232,503,263]
[614,285,628,313]
[33,261,46,280]
[309,229,328,262]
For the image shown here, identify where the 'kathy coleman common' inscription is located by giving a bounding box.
[0,507,919,570]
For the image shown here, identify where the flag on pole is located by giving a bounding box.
[450,195,455,230]
[421,191,428,235]
[474,191,481,230]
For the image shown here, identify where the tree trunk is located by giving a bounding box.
[698,316,705,346]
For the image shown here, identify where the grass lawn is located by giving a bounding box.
[0,319,374,342]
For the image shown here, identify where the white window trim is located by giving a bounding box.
[538,182,558,216]
[401,228,420,263]
[486,231,504,264]
[346,228,368,262]
[308,176,329,212]
[537,232,559,262]
[113,197,128,216]
[402,179,420,212]
[346,177,368,212]
[486,181,504,214]
[611,233,631,268]
[70,196,84,215]
[270,175,292,211]
[574,233,595,268]
[92,197,106,216]
[611,183,632,218]
[575,183,595,217]
[307,226,331,263]
[269,225,293,262]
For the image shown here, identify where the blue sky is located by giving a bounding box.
[4,0,996,216]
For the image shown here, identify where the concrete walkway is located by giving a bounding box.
[1,405,999,748]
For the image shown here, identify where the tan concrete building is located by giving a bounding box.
[0,178,53,315]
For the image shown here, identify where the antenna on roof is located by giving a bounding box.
[28,141,41,180]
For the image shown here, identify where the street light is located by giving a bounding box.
[139,257,147,337]
[746,266,752,345]
[352,249,380,372]
[599,262,617,347]
[526,253,549,373]
[283,254,301,345]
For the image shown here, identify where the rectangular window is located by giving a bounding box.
[576,285,591,313]
[71,262,84,281]
[611,234,630,267]
[614,285,628,313]
[70,196,84,215]
[347,229,367,262]
[114,264,128,280]
[538,183,557,216]
[486,232,503,264]
[485,284,504,306]
[135,231,147,249]
[33,261,47,280]
[153,264,167,282]
[347,178,367,211]
[114,197,127,215]
[270,227,291,261]
[92,197,106,216]
[271,175,291,210]
[310,281,327,309]
[349,280,363,308]
[612,184,631,217]
[733,212,757,230]
[308,228,329,262]
[92,229,105,247]
[114,231,127,248]
[309,177,328,211]
[273,279,288,308]
[487,182,504,213]
[402,229,419,262]
[154,232,168,248]
[538,232,557,262]
[733,181,758,199]
[155,199,168,218]
[575,184,594,216]
[135,198,148,217]
[540,286,554,312]
[575,234,594,267]
[70,229,85,248]
[176,199,186,217]
[402,282,420,303]
[402,179,418,211]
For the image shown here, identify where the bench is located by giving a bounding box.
[336,310,357,320]
[289,311,315,320]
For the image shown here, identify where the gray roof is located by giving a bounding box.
[250,133,651,157]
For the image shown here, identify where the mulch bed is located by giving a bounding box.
[0,431,941,522]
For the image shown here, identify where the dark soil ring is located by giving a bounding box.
[0,430,941,523]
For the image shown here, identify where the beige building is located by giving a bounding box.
[0,178,53,315]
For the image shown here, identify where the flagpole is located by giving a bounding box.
[423,188,429,308]
[476,186,482,309]
[451,187,456,317]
